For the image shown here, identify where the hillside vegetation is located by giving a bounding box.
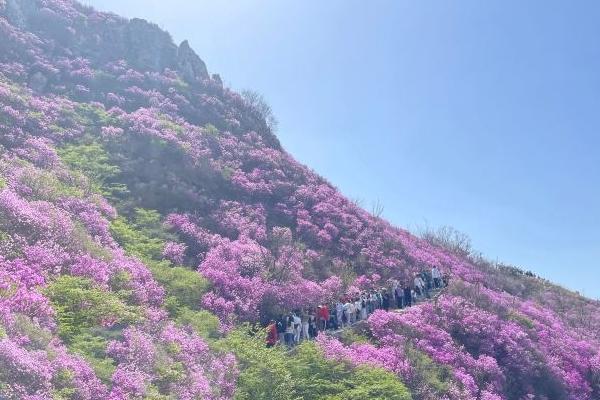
[0,0,599,399]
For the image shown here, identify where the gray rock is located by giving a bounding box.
[124,18,178,72]
[177,40,209,82]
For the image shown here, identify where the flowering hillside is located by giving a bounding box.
[0,0,599,399]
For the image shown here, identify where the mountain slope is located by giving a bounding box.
[0,0,599,399]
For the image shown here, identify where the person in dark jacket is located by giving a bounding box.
[395,285,404,309]
[382,290,390,311]
[276,315,286,345]
[403,283,412,307]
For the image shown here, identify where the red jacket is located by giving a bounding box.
[266,323,278,345]
[318,305,330,320]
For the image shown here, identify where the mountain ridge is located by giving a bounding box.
[0,0,599,399]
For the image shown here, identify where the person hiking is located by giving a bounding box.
[301,310,310,340]
[361,294,368,319]
[266,320,278,348]
[404,282,412,307]
[277,315,286,345]
[382,289,390,311]
[308,309,318,338]
[432,266,442,288]
[336,301,344,329]
[318,304,329,330]
[292,311,301,344]
[395,284,404,309]
[284,317,294,347]
[354,297,362,321]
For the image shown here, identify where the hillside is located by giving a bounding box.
[0,0,599,399]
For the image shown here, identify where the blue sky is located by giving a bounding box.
[85,0,600,298]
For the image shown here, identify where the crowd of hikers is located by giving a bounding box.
[266,267,449,347]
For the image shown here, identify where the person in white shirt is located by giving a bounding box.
[348,301,356,324]
[343,301,352,327]
[301,310,310,341]
[432,266,442,288]
[292,312,301,344]
[336,302,344,329]
[414,276,423,298]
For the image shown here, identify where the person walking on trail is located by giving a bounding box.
[335,301,344,330]
[301,310,310,341]
[382,289,390,311]
[415,275,427,299]
[395,284,404,309]
[354,297,362,321]
[266,320,278,347]
[292,312,301,344]
[343,299,352,327]
[432,266,442,288]
[276,315,286,345]
[284,317,294,347]
[318,304,329,330]
[361,295,368,320]
[403,282,412,307]
[309,309,318,338]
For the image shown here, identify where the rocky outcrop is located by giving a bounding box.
[124,18,178,73]
[178,39,209,82]
[2,0,209,84]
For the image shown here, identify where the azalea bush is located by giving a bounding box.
[0,0,598,398]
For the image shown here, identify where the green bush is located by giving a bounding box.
[150,262,209,309]
[12,314,53,350]
[219,327,412,400]
[69,329,121,383]
[109,210,211,315]
[58,139,127,198]
[404,344,451,395]
[111,216,166,260]
[336,366,412,400]
[174,307,220,340]
[45,276,142,342]
[218,326,295,400]
[110,208,175,261]
[19,168,84,201]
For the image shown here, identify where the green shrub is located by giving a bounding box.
[219,327,411,400]
[69,329,120,383]
[337,366,412,400]
[12,314,53,350]
[110,216,165,260]
[110,208,175,261]
[508,311,535,329]
[45,276,142,342]
[404,344,451,395]
[175,307,220,340]
[19,169,84,200]
[149,262,209,310]
[219,326,295,400]
[58,139,126,198]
